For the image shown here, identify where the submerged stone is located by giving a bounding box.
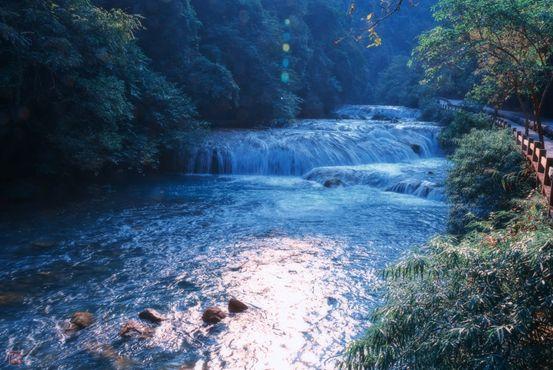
[138,308,166,324]
[228,298,248,313]
[0,292,24,306]
[85,342,133,367]
[31,239,57,249]
[323,178,344,188]
[70,312,94,329]
[6,350,23,366]
[119,320,154,339]
[202,307,226,324]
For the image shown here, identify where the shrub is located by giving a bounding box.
[439,111,491,151]
[446,128,533,232]
[419,98,454,122]
[343,195,553,369]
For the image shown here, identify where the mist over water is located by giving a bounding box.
[0,106,448,369]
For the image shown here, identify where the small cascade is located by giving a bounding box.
[386,180,445,201]
[303,159,448,201]
[334,105,422,121]
[184,117,441,176]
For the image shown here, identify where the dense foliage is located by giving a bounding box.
[363,2,436,106]
[433,111,533,233]
[414,0,553,141]
[343,195,553,369]
[446,127,533,233]
[96,0,380,122]
[1,0,435,183]
[0,0,195,180]
[438,111,491,151]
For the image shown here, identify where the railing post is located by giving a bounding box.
[544,158,553,187]
[522,136,527,151]
[538,149,547,173]
[527,138,534,157]
[532,142,543,162]
[549,170,553,211]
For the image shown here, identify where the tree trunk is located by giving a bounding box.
[535,111,544,144]
[516,94,530,136]
[531,93,544,144]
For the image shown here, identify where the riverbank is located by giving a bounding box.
[344,109,553,369]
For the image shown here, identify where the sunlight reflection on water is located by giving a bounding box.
[211,237,379,369]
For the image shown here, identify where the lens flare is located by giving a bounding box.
[282,58,290,68]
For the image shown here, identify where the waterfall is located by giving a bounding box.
[184,113,441,176]
[180,105,447,201]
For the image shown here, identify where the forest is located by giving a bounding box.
[0,0,552,369]
[0,0,433,189]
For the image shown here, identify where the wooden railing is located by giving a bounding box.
[439,99,553,214]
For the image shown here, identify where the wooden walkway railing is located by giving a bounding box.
[438,99,553,214]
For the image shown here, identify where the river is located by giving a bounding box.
[0,106,448,369]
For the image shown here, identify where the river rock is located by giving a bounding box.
[85,342,134,368]
[228,298,248,313]
[0,292,24,306]
[31,239,57,249]
[119,320,154,339]
[70,312,94,329]
[323,178,344,188]
[138,308,166,324]
[411,144,422,155]
[202,307,226,324]
[6,350,23,365]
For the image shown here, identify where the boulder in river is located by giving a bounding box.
[202,307,226,324]
[138,308,166,324]
[228,298,248,313]
[119,320,154,339]
[410,144,422,155]
[70,312,94,329]
[323,178,344,188]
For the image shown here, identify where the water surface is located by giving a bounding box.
[0,106,448,369]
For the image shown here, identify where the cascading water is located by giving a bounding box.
[185,120,440,176]
[334,104,422,121]
[184,106,446,200]
[0,105,449,369]
[303,159,449,201]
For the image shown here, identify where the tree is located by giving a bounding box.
[414,0,553,142]
[0,0,195,178]
[97,0,240,120]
